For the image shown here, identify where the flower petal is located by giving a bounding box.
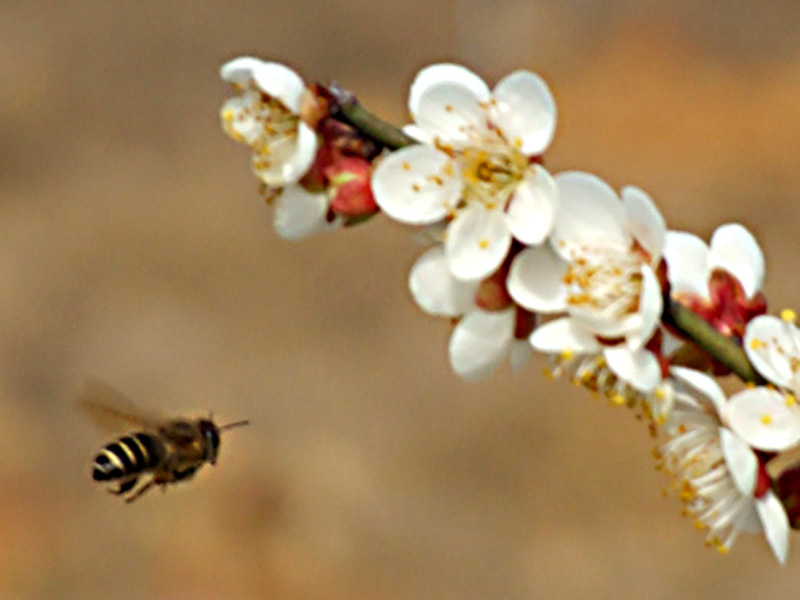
[756,491,791,564]
[273,185,330,240]
[490,70,556,156]
[628,265,663,350]
[663,231,710,299]
[709,224,765,298]
[551,172,629,259]
[253,121,318,186]
[409,63,490,120]
[408,246,478,317]
[604,347,662,392]
[221,57,307,113]
[448,308,514,379]
[670,366,729,417]
[509,339,534,372]
[727,387,800,451]
[445,206,512,281]
[371,145,460,225]
[530,317,602,354]
[622,185,665,262]
[415,82,490,146]
[744,315,799,389]
[720,428,758,496]
[220,56,264,85]
[507,245,568,313]
[505,165,559,245]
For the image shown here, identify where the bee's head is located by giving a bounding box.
[200,417,249,465]
[199,419,221,465]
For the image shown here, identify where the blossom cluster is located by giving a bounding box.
[219,56,800,563]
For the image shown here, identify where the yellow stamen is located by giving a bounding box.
[782,308,797,323]
[761,414,773,425]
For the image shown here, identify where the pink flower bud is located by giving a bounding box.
[325,157,378,217]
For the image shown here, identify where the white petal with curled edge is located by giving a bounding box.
[415,82,490,146]
[220,56,264,85]
[709,223,765,298]
[719,427,758,495]
[622,185,666,261]
[371,145,460,225]
[273,185,329,240]
[530,317,602,354]
[409,63,490,120]
[254,122,318,186]
[490,70,556,156]
[727,387,800,451]
[756,491,791,564]
[628,265,663,350]
[604,347,662,393]
[446,206,512,281]
[408,246,478,317]
[509,339,534,373]
[505,165,559,245]
[670,366,729,417]
[663,231,709,299]
[744,315,798,388]
[402,124,433,144]
[551,172,629,259]
[507,245,568,313]
[448,308,515,380]
[249,61,307,113]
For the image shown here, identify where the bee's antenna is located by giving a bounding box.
[219,419,250,432]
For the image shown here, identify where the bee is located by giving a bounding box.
[78,378,249,503]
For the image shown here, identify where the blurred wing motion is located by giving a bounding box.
[77,377,167,434]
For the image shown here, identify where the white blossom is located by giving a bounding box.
[508,172,665,393]
[372,64,558,281]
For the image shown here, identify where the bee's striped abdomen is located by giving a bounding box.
[92,433,163,482]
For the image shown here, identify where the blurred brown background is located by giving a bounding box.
[2,1,800,598]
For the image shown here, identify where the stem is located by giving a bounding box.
[664,300,766,385]
[327,84,416,150]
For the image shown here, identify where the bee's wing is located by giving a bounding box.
[77,378,167,433]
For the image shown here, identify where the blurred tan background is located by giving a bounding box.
[2,1,800,598]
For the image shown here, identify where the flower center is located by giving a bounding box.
[562,245,643,321]
[438,130,528,214]
[222,87,300,169]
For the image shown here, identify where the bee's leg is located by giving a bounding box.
[108,477,138,496]
[124,479,156,503]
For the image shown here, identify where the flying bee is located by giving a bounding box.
[78,378,249,503]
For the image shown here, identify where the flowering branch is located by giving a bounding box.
[218,56,800,564]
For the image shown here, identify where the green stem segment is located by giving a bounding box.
[328,84,416,150]
[664,300,766,385]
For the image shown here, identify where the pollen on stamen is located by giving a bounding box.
[402,162,411,171]
[478,238,490,249]
[786,394,797,407]
[412,183,421,192]
[749,338,764,351]
[445,104,453,112]
[761,414,773,425]
[781,308,797,323]
[513,137,523,149]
